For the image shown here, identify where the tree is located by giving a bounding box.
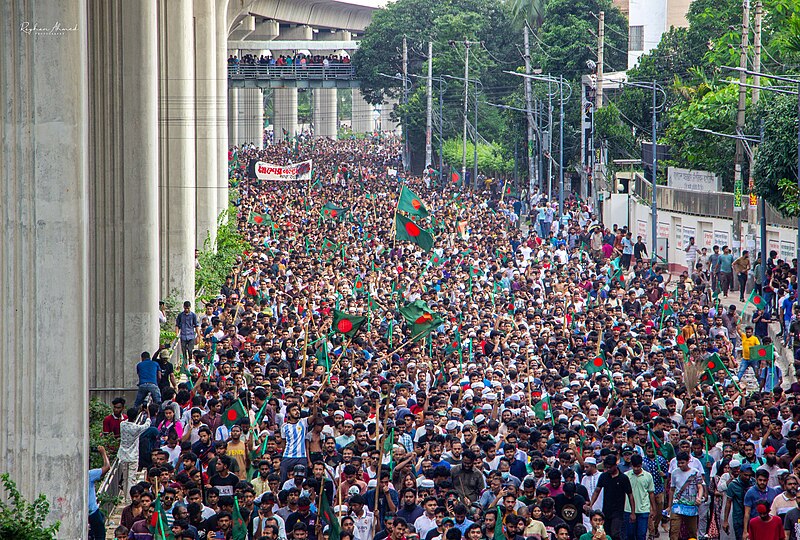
[753,93,799,216]
[509,0,549,27]
[533,0,627,82]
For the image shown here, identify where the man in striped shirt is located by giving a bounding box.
[281,402,314,482]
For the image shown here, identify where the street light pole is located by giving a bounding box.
[474,76,479,189]
[651,79,658,265]
[559,74,565,219]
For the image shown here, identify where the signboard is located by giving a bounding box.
[675,224,683,250]
[703,230,713,248]
[781,241,796,262]
[683,226,696,247]
[657,222,670,240]
[749,193,758,208]
[254,159,312,181]
[769,239,780,255]
[637,220,647,241]
[714,230,730,248]
[734,177,743,210]
[667,166,721,192]
[656,238,668,263]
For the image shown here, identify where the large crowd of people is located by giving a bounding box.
[90,135,800,540]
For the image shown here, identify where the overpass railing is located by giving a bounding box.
[227,64,356,81]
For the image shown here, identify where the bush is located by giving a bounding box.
[89,398,117,469]
[195,206,250,304]
[0,474,60,539]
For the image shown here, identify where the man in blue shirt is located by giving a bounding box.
[742,469,779,538]
[621,231,634,270]
[134,351,162,408]
[88,445,111,539]
[175,300,200,362]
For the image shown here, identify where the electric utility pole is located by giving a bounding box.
[733,0,750,256]
[462,41,470,188]
[752,1,764,277]
[595,11,604,207]
[426,41,433,170]
[524,26,535,200]
[402,35,409,170]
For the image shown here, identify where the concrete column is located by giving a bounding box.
[159,0,196,302]
[352,88,374,134]
[313,89,338,138]
[273,88,298,141]
[228,87,240,146]
[87,0,161,396]
[194,0,218,247]
[238,87,264,147]
[1,1,89,537]
[381,97,401,133]
[216,0,229,216]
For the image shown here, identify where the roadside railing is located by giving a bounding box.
[227,64,355,81]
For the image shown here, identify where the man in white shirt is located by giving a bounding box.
[413,497,439,539]
[348,494,375,540]
[119,407,151,503]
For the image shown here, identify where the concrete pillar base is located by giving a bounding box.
[273,88,298,141]
[313,88,338,139]
[352,88,374,134]
[238,87,264,148]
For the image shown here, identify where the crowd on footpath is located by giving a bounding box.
[87,135,800,540]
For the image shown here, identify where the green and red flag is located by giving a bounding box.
[398,186,429,218]
[469,265,484,278]
[232,496,248,540]
[703,417,718,447]
[332,309,366,338]
[150,493,175,539]
[223,399,248,428]
[676,334,689,355]
[747,289,767,311]
[244,278,258,298]
[445,330,462,356]
[699,353,727,384]
[750,344,774,362]
[533,395,551,421]
[451,171,462,184]
[584,351,606,375]
[353,276,366,295]
[322,202,347,221]
[395,213,434,252]
[399,300,443,341]
[429,253,447,267]
[316,343,331,369]
[321,238,338,251]
[647,426,667,458]
[248,211,270,225]
[494,505,504,540]
[319,481,341,540]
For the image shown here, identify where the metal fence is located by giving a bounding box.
[227,64,356,81]
[631,173,797,229]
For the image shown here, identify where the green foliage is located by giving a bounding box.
[441,138,513,174]
[195,207,250,303]
[89,398,117,470]
[594,103,637,163]
[159,330,177,346]
[0,474,60,540]
[509,0,549,27]
[662,83,743,191]
[534,0,628,81]
[753,93,799,216]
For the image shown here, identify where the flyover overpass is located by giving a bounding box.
[225,0,397,143]
[0,1,391,537]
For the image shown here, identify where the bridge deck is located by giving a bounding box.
[227,64,360,89]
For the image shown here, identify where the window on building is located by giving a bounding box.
[629,26,644,51]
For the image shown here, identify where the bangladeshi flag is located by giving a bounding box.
[321,238,338,251]
[699,353,727,383]
[244,278,258,298]
[399,300,443,341]
[747,289,767,310]
[750,344,774,362]
[398,186,429,218]
[533,395,551,420]
[584,352,606,375]
[223,399,248,428]
[248,211,270,225]
[430,253,447,267]
[676,334,689,354]
[395,213,434,252]
[322,202,347,221]
[232,496,248,540]
[149,492,175,539]
[445,330,462,356]
[319,482,341,540]
[332,309,366,338]
[352,276,366,295]
[451,171,462,184]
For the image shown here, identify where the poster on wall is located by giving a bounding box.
[781,241,796,262]
[713,230,730,248]
[637,220,647,241]
[683,227,696,248]
[657,222,670,239]
[675,225,683,250]
[703,230,713,248]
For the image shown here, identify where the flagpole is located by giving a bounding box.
[372,398,385,537]
[302,317,310,377]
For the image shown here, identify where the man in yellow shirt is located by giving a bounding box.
[738,325,761,380]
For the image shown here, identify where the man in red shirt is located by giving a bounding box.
[102,397,127,438]
[748,502,785,540]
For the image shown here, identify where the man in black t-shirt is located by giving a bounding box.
[554,482,588,535]
[208,456,239,497]
[589,455,633,540]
